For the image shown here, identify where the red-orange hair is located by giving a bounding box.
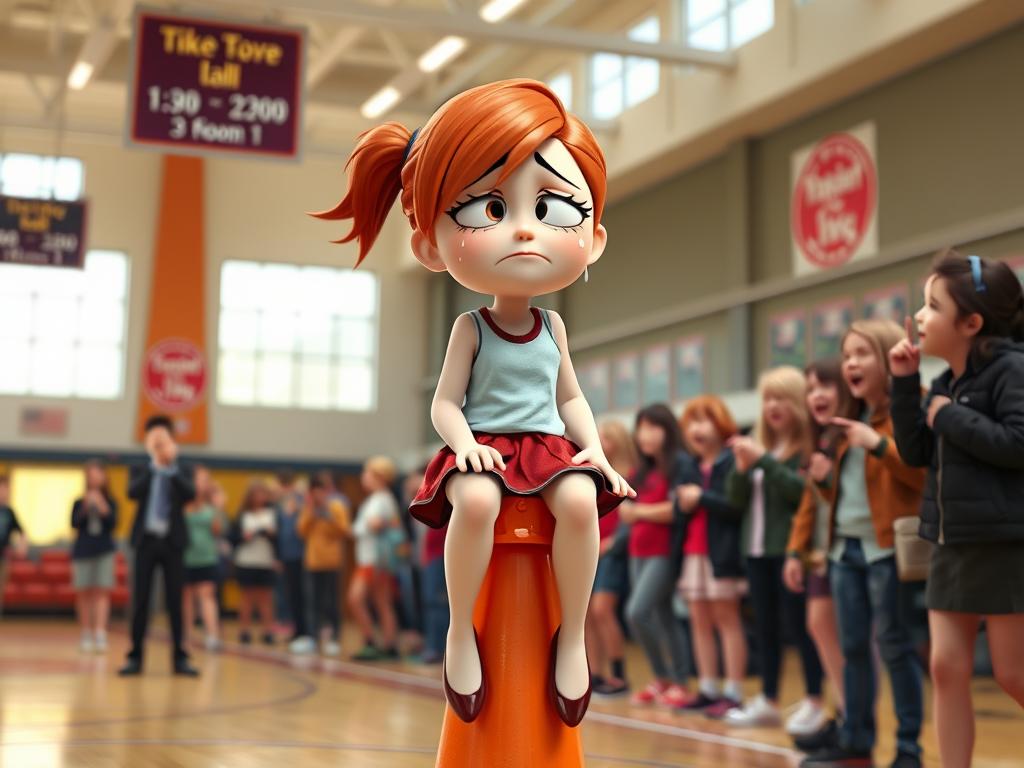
[680,395,739,445]
[312,78,607,266]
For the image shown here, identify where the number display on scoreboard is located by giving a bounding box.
[127,8,305,160]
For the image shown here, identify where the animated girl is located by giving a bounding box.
[315,79,634,727]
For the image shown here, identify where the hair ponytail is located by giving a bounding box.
[310,121,413,267]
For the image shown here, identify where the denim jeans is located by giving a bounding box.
[625,556,690,684]
[832,538,923,755]
[421,557,449,657]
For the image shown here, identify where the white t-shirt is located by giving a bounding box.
[235,507,277,569]
[353,491,399,567]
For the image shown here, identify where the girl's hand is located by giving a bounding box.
[571,448,636,498]
[455,443,507,473]
[889,316,921,377]
[675,484,702,513]
[727,435,765,473]
[783,557,805,593]
[927,395,952,428]
[831,417,882,451]
[808,452,833,484]
[618,500,637,524]
[599,536,616,556]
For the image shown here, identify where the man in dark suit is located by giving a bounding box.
[118,414,199,677]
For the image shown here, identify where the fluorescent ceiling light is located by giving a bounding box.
[361,86,401,118]
[480,0,528,23]
[417,36,466,73]
[67,19,117,91]
[67,62,95,90]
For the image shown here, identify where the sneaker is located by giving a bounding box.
[787,698,828,736]
[352,644,383,661]
[889,751,921,768]
[379,646,400,661]
[79,634,94,653]
[239,631,252,645]
[658,684,693,708]
[322,640,341,657]
[723,694,782,727]
[675,692,720,712]
[593,678,630,698]
[703,696,742,720]
[794,718,841,753]
[261,631,276,646]
[288,636,316,655]
[419,650,444,665]
[204,636,223,653]
[799,746,872,767]
[93,632,108,653]
[630,680,669,705]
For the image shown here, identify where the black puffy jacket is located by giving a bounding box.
[671,449,745,578]
[891,341,1024,545]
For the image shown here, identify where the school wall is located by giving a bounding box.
[0,137,431,465]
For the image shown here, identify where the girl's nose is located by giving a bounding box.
[514,227,535,242]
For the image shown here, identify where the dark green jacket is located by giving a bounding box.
[725,452,805,558]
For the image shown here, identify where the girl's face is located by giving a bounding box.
[598,426,617,458]
[85,465,105,490]
[194,467,211,497]
[805,372,839,426]
[684,414,721,458]
[914,275,978,363]
[763,392,795,436]
[250,486,269,509]
[842,332,886,402]
[211,488,226,510]
[634,418,666,459]
[414,138,607,298]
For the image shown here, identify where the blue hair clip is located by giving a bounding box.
[968,254,987,293]
[402,127,420,164]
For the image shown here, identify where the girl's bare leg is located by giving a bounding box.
[443,473,502,695]
[542,473,599,700]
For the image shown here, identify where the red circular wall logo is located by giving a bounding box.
[792,132,877,270]
[143,339,207,412]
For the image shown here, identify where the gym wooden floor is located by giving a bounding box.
[1,620,1020,768]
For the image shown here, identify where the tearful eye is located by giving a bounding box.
[450,196,506,228]
[535,195,586,227]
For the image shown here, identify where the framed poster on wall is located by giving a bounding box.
[578,360,610,416]
[862,283,909,325]
[769,310,808,369]
[642,345,671,406]
[673,336,706,401]
[812,298,854,361]
[613,353,641,412]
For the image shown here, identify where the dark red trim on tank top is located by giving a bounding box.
[479,306,542,343]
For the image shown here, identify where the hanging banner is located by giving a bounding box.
[136,155,208,444]
[126,7,305,160]
[791,122,878,276]
[0,195,87,267]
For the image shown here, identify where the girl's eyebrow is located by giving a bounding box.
[533,152,580,189]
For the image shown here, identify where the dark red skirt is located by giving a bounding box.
[409,432,624,529]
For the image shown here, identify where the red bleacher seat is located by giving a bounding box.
[40,550,70,563]
[40,561,72,585]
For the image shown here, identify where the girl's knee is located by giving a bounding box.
[930,650,972,688]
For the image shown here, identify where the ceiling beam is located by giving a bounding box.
[212,0,736,68]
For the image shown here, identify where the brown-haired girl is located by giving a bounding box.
[890,250,1024,768]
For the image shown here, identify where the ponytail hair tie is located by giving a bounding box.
[968,254,987,293]
[402,127,420,165]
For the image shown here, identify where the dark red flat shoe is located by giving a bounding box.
[548,626,592,728]
[442,630,485,723]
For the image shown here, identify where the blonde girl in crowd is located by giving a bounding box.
[673,397,748,717]
[586,419,638,696]
[800,320,926,768]
[724,366,825,735]
[182,467,224,651]
[784,359,856,751]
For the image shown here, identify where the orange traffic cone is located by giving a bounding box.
[435,495,585,768]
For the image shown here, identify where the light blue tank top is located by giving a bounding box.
[462,307,566,435]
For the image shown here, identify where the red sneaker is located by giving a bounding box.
[658,684,693,708]
[630,680,669,705]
